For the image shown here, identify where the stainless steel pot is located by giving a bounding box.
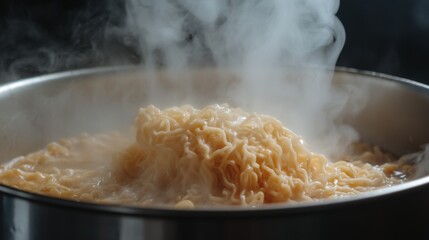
[0,67,428,240]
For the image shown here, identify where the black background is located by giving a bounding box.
[1,0,428,84]
[337,0,429,84]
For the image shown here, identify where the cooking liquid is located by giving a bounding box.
[0,105,414,208]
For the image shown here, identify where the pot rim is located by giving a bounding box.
[0,66,428,218]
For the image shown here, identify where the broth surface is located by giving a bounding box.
[0,104,412,208]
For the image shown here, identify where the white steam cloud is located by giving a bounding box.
[126,0,344,69]
[125,0,351,155]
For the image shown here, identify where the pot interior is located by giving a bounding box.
[0,67,428,209]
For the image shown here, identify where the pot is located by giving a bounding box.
[0,67,428,240]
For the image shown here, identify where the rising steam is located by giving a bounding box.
[125,0,351,155]
[126,0,344,68]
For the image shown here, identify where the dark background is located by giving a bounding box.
[1,0,428,84]
[338,0,429,84]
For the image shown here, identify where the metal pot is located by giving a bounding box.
[0,67,428,240]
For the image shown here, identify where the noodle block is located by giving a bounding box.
[0,104,408,207]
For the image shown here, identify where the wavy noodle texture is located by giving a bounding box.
[0,104,408,208]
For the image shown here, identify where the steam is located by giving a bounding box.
[408,145,429,178]
[0,2,137,83]
[1,0,428,172]
[126,0,344,68]
[418,146,429,176]
[125,0,351,155]
[0,0,352,156]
